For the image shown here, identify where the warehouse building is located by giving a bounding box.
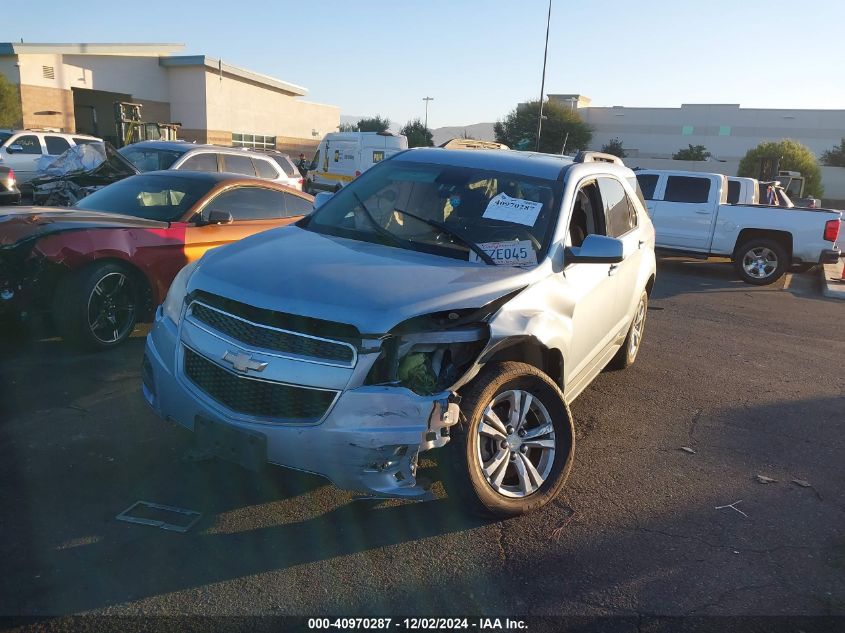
[0,42,339,154]
[548,93,845,160]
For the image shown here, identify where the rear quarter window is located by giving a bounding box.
[254,158,280,179]
[727,180,740,204]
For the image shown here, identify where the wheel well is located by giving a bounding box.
[645,274,655,297]
[734,229,793,260]
[481,337,564,389]
[72,258,155,321]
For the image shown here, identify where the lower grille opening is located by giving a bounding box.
[183,347,336,421]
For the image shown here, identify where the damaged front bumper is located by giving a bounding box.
[142,308,461,499]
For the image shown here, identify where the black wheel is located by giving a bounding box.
[53,262,139,350]
[444,362,574,517]
[608,290,648,370]
[733,238,788,285]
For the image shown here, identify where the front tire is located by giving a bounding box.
[446,362,575,517]
[53,262,139,351]
[734,238,788,285]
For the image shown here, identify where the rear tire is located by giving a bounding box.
[608,290,648,370]
[444,362,574,518]
[53,262,140,351]
[734,238,788,285]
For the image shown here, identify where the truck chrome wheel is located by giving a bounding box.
[86,272,136,344]
[476,389,556,498]
[741,246,778,280]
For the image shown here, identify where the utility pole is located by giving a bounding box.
[423,96,434,130]
[535,0,552,152]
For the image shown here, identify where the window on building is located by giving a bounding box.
[180,153,219,172]
[636,174,659,200]
[254,158,279,179]
[45,136,71,156]
[232,133,276,150]
[598,177,638,238]
[681,125,694,136]
[204,186,287,220]
[664,176,711,203]
[221,154,256,176]
[718,126,731,136]
[14,135,42,154]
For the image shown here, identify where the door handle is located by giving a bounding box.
[608,264,619,276]
[638,240,645,249]
[694,210,710,215]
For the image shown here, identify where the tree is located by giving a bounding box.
[0,75,22,128]
[400,118,433,148]
[355,115,391,133]
[338,122,358,132]
[738,139,823,197]
[673,144,711,161]
[494,100,592,154]
[601,137,626,158]
[820,138,845,167]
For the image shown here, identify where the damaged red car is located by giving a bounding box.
[0,171,313,349]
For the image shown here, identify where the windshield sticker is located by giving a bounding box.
[482,192,544,226]
[468,240,538,266]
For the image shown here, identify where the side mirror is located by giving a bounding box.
[565,234,624,264]
[6,144,24,154]
[205,209,233,225]
[313,191,333,210]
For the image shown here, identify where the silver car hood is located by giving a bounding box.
[191,226,535,333]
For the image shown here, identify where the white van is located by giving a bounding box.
[306,131,407,193]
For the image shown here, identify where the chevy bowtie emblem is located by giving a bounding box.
[222,351,268,373]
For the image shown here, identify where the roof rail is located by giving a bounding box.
[573,151,625,166]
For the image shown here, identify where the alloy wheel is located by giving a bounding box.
[86,272,135,344]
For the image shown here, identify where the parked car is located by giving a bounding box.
[142,149,657,517]
[0,171,313,349]
[635,169,841,284]
[0,129,102,189]
[30,142,140,206]
[307,131,408,193]
[0,166,21,205]
[119,141,303,191]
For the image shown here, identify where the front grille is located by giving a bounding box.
[183,347,336,421]
[190,302,355,365]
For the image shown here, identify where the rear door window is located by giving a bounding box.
[205,186,286,220]
[284,193,313,217]
[635,174,659,200]
[222,154,256,176]
[45,135,71,155]
[14,135,42,154]
[179,153,219,172]
[664,176,711,203]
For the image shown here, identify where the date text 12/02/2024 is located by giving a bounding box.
[307,618,528,630]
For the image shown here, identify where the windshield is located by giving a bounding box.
[118,146,186,172]
[305,160,561,266]
[73,174,212,221]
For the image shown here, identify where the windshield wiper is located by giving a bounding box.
[350,192,408,249]
[392,207,496,265]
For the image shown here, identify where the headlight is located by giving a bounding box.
[162,261,200,324]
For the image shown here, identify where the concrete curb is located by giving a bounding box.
[820,261,845,300]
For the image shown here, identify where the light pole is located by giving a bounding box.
[535,0,552,152]
[423,96,434,130]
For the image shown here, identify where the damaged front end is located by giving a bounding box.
[0,238,61,319]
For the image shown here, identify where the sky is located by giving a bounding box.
[4,0,845,128]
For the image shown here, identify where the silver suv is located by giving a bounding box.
[119,141,304,191]
[143,148,657,517]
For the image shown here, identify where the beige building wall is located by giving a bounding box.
[204,69,339,147]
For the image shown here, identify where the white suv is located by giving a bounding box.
[0,130,102,187]
[119,141,304,191]
[143,148,657,517]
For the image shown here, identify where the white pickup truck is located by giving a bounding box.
[634,169,841,284]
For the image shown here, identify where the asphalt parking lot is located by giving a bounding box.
[1,258,843,620]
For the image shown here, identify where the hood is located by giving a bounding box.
[192,226,536,333]
[0,207,168,248]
